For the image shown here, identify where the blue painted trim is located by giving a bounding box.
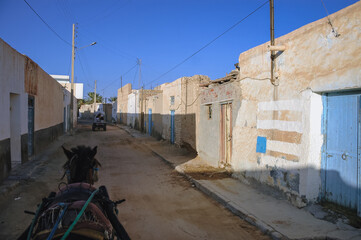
[170,110,175,144]
[320,94,328,200]
[357,96,361,217]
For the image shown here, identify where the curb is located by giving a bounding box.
[149,147,288,240]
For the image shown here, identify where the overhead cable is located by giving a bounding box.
[101,63,138,91]
[23,0,72,46]
[145,0,269,87]
[320,0,340,37]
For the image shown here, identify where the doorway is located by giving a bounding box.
[148,108,152,135]
[220,102,232,165]
[322,92,361,216]
[28,96,35,157]
[10,93,21,167]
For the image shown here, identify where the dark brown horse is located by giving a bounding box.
[18,146,130,240]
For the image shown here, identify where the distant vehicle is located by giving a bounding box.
[92,111,106,131]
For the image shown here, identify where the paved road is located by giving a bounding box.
[0,122,269,239]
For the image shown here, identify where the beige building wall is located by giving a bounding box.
[0,38,65,182]
[144,75,209,150]
[199,2,361,206]
[117,83,132,124]
[28,61,64,131]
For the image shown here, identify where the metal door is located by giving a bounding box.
[148,109,152,135]
[28,96,35,157]
[220,103,232,164]
[170,110,175,144]
[323,92,360,213]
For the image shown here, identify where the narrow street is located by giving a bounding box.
[0,122,269,240]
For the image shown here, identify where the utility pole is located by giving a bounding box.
[137,58,142,89]
[137,58,144,132]
[93,80,97,113]
[70,23,76,134]
[141,86,144,132]
[120,75,123,92]
[270,0,278,100]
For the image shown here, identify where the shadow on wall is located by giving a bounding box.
[170,148,361,222]
[122,112,197,152]
[234,167,361,226]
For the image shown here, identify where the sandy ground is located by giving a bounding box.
[0,122,269,240]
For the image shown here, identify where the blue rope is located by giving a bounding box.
[27,202,43,240]
[46,203,68,240]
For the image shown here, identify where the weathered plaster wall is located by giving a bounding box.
[199,2,361,205]
[159,79,182,143]
[0,38,65,182]
[0,39,27,181]
[199,81,242,167]
[0,39,28,140]
[234,2,361,203]
[145,92,164,140]
[117,83,132,124]
[180,75,210,151]
[127,91,139,128]
[25,57,64,132]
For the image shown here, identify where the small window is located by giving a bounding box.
[207,105,212,119]
[170,96,175,105]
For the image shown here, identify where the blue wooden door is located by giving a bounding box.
[324,93,360,213]
[170,110,175,144]
[148,109,152,135]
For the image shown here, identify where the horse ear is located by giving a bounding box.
[62,146,74,160]
[94,158,101,167]
[91,146,98,158]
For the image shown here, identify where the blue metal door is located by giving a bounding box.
[323,92,360,213]
[170,110,175,144]
[148,109,152,135]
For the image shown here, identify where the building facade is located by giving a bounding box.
[198,2,361,215]
[0,39,65,183]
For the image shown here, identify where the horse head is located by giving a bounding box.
[62,145,101,184]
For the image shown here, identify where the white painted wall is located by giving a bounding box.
[0,39,28,141]
[127,91,139,127]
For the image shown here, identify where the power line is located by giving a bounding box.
[23,0,71,46]
[101,63,138,91]
[145,0,269,88]
[320,0,340,37]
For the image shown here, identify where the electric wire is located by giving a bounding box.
[101,63,138,91]
[320,0,340,37]
[144,0,269,88]
[23,0,71,46]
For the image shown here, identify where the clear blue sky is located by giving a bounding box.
[0,0,358,99]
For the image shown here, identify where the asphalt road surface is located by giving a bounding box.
[0,122,269,240]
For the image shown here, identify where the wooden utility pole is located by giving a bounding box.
[138,58,142,89]
[120,75,123,92]
[70,23,76,134]
[93,80,97,113]
[270,0,278,100]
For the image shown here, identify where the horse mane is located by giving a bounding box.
[62,145,101,184]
